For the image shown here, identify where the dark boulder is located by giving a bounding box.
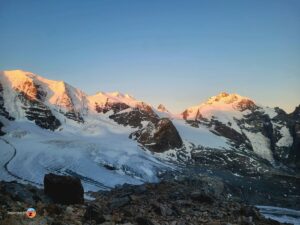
[44,173,84,204]
[84,203,106,224]
[109,196,131,209]
[190,191,214,204]
[136,217,155,225]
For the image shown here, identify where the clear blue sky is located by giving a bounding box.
[1,0,299,113]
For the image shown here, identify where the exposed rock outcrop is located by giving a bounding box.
[235,99,258,112]
[211,119,251,149]
[109,102,159,128]
[131,118,183,152]
[288,105,300,168]
[59,84,85,123]
[18,92,61,131]
[0,82,14,121]
[97,101,183,152]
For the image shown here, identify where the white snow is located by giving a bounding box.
[257,206,300,225]
[243,130,274,161]
[0,119,167,191]
[179,93,256,134]
[172,119,228,149]
[261,107,278,119]
[277,126,293,147]
[88,91,142,111]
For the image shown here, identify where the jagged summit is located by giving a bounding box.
[157,104,169,113]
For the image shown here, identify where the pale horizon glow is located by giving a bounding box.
[0,0,299,113]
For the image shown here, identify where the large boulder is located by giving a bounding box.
[44,173,84,204]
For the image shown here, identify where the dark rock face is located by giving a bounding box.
[96,100,183,152]
[191,148,272,176]
[64,110,84,123]
[212,119,251,149]
[110,102,159,129]
[61,85,85,123]
[288,105,300,168]
[131,118,183,152]
[0,82,14,121]
[0,121,4,136]
[95,100,130,114]
[110,108,159,128]
[290,124,300,168]
[18,92,61,131]
[44,173,84,204]
[235,99,258,112]
[11,79,62,130]
[95,100,159,129]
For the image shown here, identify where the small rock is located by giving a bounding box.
[65,206,73,214]
[84,203,106,224]
[110,196,131,209]
[190,191,214,204]
[136,217,154,225]
[152,203,173,216]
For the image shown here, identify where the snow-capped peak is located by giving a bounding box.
[206,92,251,105]
[182,92,257,120]
[88,91,141,109]
[0,70,155,117]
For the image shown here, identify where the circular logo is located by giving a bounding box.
[26,208,36,219]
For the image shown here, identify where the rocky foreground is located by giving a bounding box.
[0,174,292,225]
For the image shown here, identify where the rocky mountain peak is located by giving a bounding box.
[291,105,300,121]
[181,92,257,121]
[157,104,168,113]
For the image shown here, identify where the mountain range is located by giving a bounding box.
[0,70,299,191]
